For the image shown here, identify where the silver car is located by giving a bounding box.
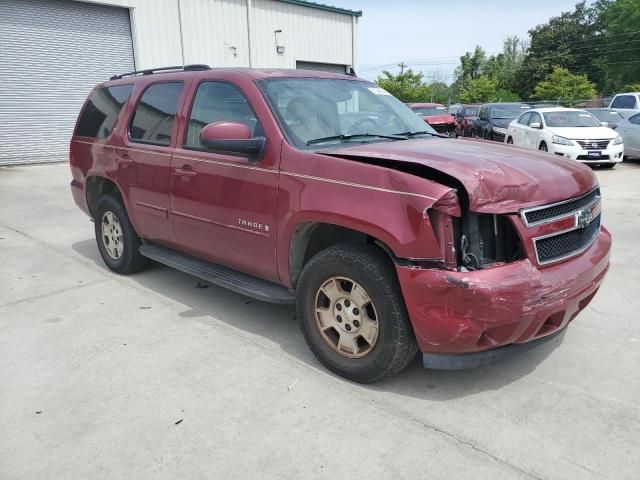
[615,112,640,158]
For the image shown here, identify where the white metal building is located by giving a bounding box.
[0,0,361,165]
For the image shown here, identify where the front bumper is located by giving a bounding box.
[396,227,611,363]
[550,143,624,163]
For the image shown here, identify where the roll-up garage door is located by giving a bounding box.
[0,0,135,165]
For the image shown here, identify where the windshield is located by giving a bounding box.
[543,111,601,127]
[258,78,436,148]
[412,106,447,116]
[490,105,530,119]
[460,107,478,116]
[588,110,623,122]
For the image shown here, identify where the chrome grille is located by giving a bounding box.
[534,215,601,264]
[522,188,600,226]
[575,139,611,150]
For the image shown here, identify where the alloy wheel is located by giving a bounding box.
[314,276,379,358]
[101,211,124,260]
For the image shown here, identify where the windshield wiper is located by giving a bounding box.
[393,130,440,137]
[306,133,408,146]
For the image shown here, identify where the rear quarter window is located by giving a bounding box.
[74,85,133,138]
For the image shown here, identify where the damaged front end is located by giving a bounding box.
[321,142,611,368]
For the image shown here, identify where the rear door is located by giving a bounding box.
[115,81,186,246]
[511,112,531,146]
[169,80,280,282]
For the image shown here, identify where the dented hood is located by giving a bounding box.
[323,139,598,214]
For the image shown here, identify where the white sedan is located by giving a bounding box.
[505,107,624,168]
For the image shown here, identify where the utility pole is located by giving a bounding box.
[398,62,407,75]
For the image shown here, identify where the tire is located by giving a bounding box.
[506,137,513,144]
[483,130,492,141]
[94,194,148,274]
[539,142,548,152]
[297,244,418,383]
[601,163,616,169]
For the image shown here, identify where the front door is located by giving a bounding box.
[169,81,280,282]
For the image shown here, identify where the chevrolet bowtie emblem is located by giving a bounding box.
[576,208,594,228]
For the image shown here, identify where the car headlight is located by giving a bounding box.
[492,127,507,134]
[552,135,573,146]
[613,135,623,145]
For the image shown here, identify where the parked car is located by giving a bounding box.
[453,104,480,137]
[447,103,462,115]
[70,65,611,383]
[409,103,456,137]
[586,108,626,128]
[614,112,640,159]
[473,103,531,141]
[609,92,640,118]
[505,107,624,168]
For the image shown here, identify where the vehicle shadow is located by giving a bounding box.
[72,238,564,401]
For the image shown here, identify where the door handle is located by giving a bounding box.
[115,153,132,168]
[174,166,197,177]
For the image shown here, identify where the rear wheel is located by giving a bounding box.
[539,142,548,152]
[297,244,418,383]
[506,137,513,144]
[94,194,147,274]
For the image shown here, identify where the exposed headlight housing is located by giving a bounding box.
[613,135,623,145]
[552,135,573,146]
[492,127,507,134]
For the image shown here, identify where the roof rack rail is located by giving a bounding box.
[109,64,211,81]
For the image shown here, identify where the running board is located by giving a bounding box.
[139,244,295,304]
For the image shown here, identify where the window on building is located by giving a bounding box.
[74,85,133,138]
[129,82,184,146]
[185,82,261,149]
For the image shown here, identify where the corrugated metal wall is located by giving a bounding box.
[251,0,353,69]
[0,0,135,165]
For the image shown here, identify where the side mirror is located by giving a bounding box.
[600,121,609,127]
[200,122,266,161]
[529,121,542,129]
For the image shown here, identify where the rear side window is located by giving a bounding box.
[630,114,640,125]
[129,82,184,146]
[74,85,133,138]
[185,81,261,149]
[518,112,532,125]
[612,95,637,109]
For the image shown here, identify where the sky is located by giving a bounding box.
[336,0,588,82]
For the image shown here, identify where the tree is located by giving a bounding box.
[598,0,640,92]
[513,1,604,97]
[458,76,519,103]
[533,66,596,105]
[375,68,429,103]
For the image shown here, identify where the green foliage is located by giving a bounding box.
[599,0,640,91]
[375,69,452,104]
[533,67,596,105]
[458,76,520,103]
[375,69,430,103]
[625,83,640,92]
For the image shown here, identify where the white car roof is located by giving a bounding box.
[525,107,590,114]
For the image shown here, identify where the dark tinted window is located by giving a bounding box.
[75,85,133,138]
[612,95,637,109]
[129,82,184,145]
[518,112,532,125]
[186,82,260,149]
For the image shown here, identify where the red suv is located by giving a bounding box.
[70,65,611,383]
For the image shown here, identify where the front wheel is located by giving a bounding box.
[297,244,418,383]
